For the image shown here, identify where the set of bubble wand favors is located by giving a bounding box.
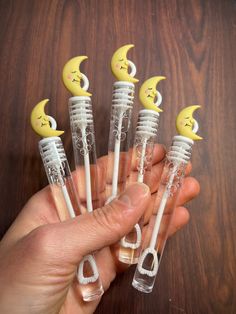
[30,44,202,300]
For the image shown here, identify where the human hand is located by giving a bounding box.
[0,144,200,314]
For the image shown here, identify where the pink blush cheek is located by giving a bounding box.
[67,74,72,80]
[116,63,120,69]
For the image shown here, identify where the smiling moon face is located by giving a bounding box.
[176,105,203,141]
[111,44,139,83]
[62,56,91,97]
[139,76,166,112]
[31,99,64,138]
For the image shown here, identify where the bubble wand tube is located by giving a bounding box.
[62,57,104,300]
[63,56,98,213]
[106,44,139,203]
[132,106,202,293]
[31,99,103,302]
[119,76,166,264]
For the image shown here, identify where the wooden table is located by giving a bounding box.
[0,0,235,313]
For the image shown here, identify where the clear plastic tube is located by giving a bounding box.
[132,136,194,293]
[39,136,103,301]
[119,109,159,264]
[106,81,135,203]
[69,96,99,212]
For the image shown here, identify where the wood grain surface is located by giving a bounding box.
[0,0,236,313]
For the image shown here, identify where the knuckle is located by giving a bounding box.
[102,273,115,291]
[27,225,57,256]
[92,203,124,240]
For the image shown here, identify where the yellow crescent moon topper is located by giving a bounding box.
[111,44,139,83]
[62,56,92,97]
[176,105,203,141]
[139,76,166,113]
[31,99,64,138]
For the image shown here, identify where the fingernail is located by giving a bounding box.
[118,183,150,208]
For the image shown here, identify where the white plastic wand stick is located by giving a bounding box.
[81,126,93,212]
[149,164,177,249]
[111,111,123,199]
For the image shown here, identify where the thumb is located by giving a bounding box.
[46,183,150,265]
